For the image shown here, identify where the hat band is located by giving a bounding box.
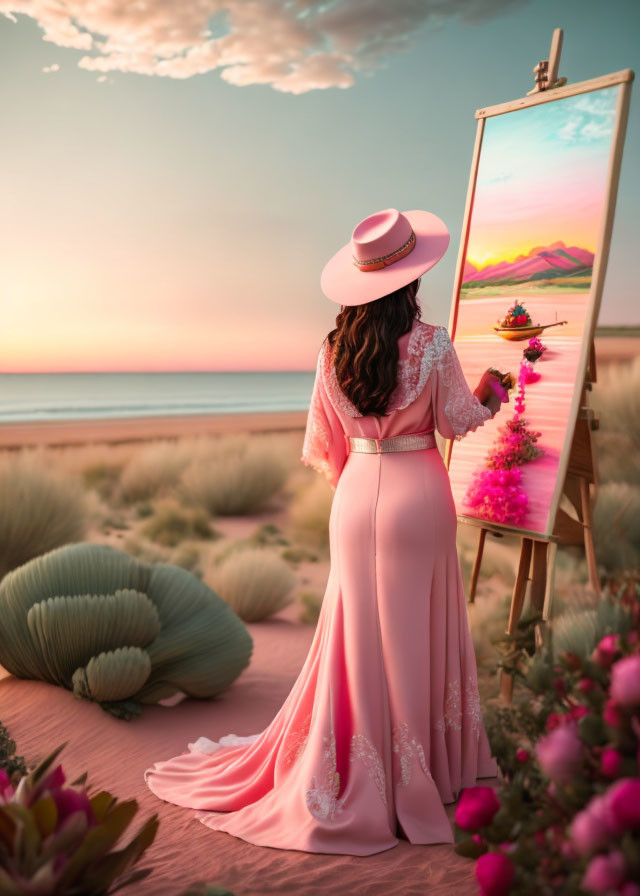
[353,229,416,272]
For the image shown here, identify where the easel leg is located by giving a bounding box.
[469,528,487,604]
[499,538,533,703]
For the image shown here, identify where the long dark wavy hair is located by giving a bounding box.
[326,277,422,417]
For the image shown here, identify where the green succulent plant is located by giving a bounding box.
[0,542,253,719]
[0,741,159,895]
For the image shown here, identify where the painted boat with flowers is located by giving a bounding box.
[493,320,568,341]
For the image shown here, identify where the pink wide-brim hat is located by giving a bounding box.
[321,208,450,306]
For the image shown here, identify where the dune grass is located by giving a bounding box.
[0,448,88,581]
[179,434,292,516]
[299,590,323,624]
[119,438,201,504]
[288,475,333,549]
[141,498,219,547]
[204,546,296,622]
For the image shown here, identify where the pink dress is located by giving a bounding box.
[143,318,499,856]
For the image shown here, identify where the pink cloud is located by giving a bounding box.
[1,0,529,93]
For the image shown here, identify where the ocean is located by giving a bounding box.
[0,372,316,424]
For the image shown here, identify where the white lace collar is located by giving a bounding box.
[320,320,441,418]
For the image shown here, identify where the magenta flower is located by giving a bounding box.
[52,787,97,829]
[455,786,501,832]
[603,778,640,834]
[536,722,583,783]
[569,796,613,855]
[475,852,515,896]
[582,851,626,895]
[603,699,624,730]
[0,769,15,803]
[601,747,623,779]
[621,883,640,896]
[515,749,530,763]
[610,655,640,708]
[593,634,621,668]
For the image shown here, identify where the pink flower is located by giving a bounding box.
[603,778,640,833]
[593,634,621,668]
[536,722,583,783]
[570,705,589,721]
[582,851,626,894]
[578,677,595,693]
[475,852,515,896]
[545,712,565,731]
[52,787,97,829]
[601,747,623,778]
[0,768,15,803]
[569,797,612,854]
[621,883,640,896]
[610,655,640,708]
[515,749,530,763]
[603,699,624,730]
[455,786,501,832]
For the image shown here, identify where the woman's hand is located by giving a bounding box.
[474,369,510,417]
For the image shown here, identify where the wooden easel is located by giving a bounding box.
[443,28,634,704]
[456,339,600,703]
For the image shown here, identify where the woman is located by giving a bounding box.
[144,207,508,856]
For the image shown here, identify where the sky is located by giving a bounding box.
[0,0,638,373]
[466,85,618,267]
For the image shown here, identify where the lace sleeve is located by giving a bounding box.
[301,340,348,489]
[431,327,492,442]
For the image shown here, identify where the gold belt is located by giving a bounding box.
[347,430,437,454]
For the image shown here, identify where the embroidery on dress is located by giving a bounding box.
[305,729,347,821]
[434,674,483,736]
[464,676,483,737]
[392,721,433,787]
[431,326,492,441]
[282,711,312,767]
[434,679,462,733]
[300,345,334,478]
[350,733,387,806]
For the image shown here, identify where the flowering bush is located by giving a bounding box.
[454,570,640,895]
[0,741,159,894]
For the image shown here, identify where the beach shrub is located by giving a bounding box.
[0,741,158,894]
[0,542,253,719]
[0,448,88,582]
[82,460,123,501]
[205,547,295,622]
[179,434,290,516]
[0,721,26,780]
[171,541,202,575]
[141,498,218,547]
[299,591,323,625]
[119,438,199,503]
[592,482,640,572]
[280,546,319,566]
[454,569,640,895]
[289,476,333,549]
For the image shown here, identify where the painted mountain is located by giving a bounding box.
[462,241,594,287]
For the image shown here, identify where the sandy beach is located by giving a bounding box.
[0,410,309,451]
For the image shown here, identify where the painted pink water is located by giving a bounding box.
[449,292,590,535]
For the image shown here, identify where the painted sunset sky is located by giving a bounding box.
[0,0,638,373]
[464,86,618,273]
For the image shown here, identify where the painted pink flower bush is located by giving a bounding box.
[453,570,640,895]
[463,340,546,525]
